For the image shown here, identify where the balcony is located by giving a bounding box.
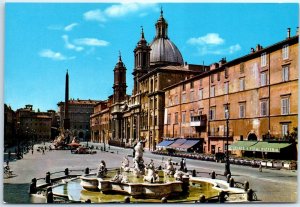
[190,115,207,127]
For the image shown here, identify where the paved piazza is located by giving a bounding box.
[3,143,298,203]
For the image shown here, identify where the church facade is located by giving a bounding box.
[90,10,205,150]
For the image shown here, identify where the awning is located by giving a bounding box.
[248,142,292,153]
[157,140,175,147]
[177,140,200,150]
[228,141,257,151]
[168,139,186,148]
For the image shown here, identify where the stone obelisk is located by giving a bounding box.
[63,70,70,130]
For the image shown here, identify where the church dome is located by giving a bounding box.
[149,9,184,66]
[150,38,184,66]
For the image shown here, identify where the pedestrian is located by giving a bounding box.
[6,160,9,166]
[180,158,184,171]
[32,149,34,155]
[42,149,45,155]
[259,163,262,172]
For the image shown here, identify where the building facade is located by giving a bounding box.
[164,31,298,155]
[4,104,16,147]
[91,10,205,150]
[15,105,53,143]
[58,99,99,140]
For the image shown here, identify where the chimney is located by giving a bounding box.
[250,48,255,53]
[219,57,226,66]
[256,44,262,51]
[287,28,291,39]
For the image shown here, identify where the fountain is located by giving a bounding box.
[40,141,249,203]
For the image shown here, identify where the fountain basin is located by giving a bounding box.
[80,171,184,198]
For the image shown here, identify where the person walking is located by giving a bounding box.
[259,162,263,172]
[42,149,45,155]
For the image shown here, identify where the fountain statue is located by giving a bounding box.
[132,141,145,177]
[164,158,176,176]
[96,160,107,178]
[121,156,130,172]
[111,169,128,183]
[144,159,159,183]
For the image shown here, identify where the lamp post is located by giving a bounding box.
[224,109,231,176]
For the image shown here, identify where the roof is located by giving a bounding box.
[177,140,200,149]
[167,139,186,148]
[157,140,175,147]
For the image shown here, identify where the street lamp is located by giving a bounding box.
[224,109,231,176]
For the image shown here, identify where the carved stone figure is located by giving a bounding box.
[97,160,107,178]
[164,158,175,176]
[144,159,159,183]
[121,156,130,172]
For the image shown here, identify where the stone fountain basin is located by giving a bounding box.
[80,172,184,198]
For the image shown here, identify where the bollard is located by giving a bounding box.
[247,189,253,201]
[45,172,51,184]
[46,191,54,203]
[199,194,206,203]
[184,167,188,173]
[244,181,249,191]
[229,177,234,187]
[192,169,196,177]
[211,171,216,179]
[124,196,130,203]
[226,174,231,183]
[64,168,69,176]
[85,167,90,175]
[218,191,226,203]
[29,178,37,194]
[85,199,91,203]
[161,197,167,203]
[158,165,162,170]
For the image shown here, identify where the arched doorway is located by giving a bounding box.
[247,132,258,141]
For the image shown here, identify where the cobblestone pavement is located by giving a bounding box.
[3,142,298,204]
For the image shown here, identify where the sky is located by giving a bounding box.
[3,2,299,112]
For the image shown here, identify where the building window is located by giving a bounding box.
[261,52,267,67]
[281,123,289,137]
[224,82,229,94]
[282,65,289,82]
[211,74,214,83]
[209,107,216,121]
[224,67,228,78]
[182,84,186,91]
[175,112,178,124]
[281,97,290,115]
[199,89,203,100]
[200,79,203,87]
[182,93,186,103]
[224,104,230,119]
[239,78,245,91]
[190,110,194,121]
[240,62,245,74]
[182,111,186,124]
[190,91,194,102]
[210,86,215,97]
[239,103,246,118]
[217,72,220,81]
[174,95,179,105]
[154,115,157,126]
[190,81,194,89]
[260,72,267,86]
[198,108,203,115]
[282,44,289,60]
[260,100,268,116]
[168,97,172,107]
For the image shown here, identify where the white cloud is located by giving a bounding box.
[83,3,158,22]
[62,35,84,52]
[83,9,106,22]
[39,49,68,61]
[74,38,110,47]
[229,44,241,54]
[187,33,225,45]
[64,23,78,31]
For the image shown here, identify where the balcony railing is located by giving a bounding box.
[190,115,207,127]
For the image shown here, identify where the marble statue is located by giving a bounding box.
[144,159,159,183]
[164,158,175,176]
[96,160,107,178]
[121,156,130,172]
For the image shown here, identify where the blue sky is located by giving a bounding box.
[4,2,299,112]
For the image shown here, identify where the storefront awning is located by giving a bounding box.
[177,140,200,149]
[248,142,292,153]
[157,140,175,147]
[228,141,257,151]
[168,139,186,148]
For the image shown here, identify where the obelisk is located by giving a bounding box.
[64,70,70,130]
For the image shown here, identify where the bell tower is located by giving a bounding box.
[155,7,168,39]
[113,52,127,103]
[133,27,151,95]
